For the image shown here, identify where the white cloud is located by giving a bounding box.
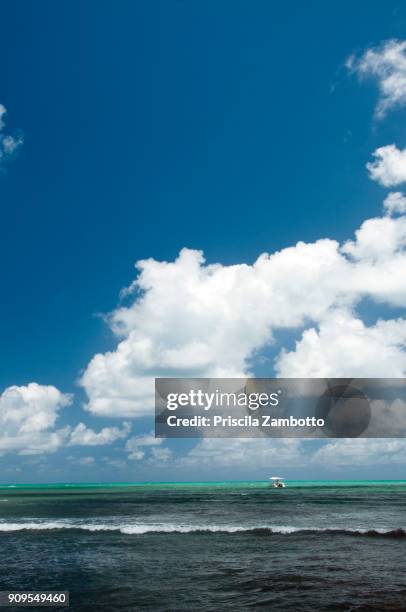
[0,383,131,455]
[347,39,406,118]
[127,449,145,461]
[76,456,96,466]
[367,145,406,187]
[341,214,406,260]
[0,383,72,455]
[69,421,131,446]
[275,310,406,377]
[311,439,406,465]
[81,204,406,417]
[125,431,163,461]
[79,52,406,421]
[126,432,161,448]
[148,446,172,465]
[172,435,406,470]
[2,134,23,155]
[383,191,406,216]
[0,104,23,165]
[177,438,304,469]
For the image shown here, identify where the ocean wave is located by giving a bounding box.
[0,522,404,538]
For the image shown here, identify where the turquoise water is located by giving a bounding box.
[1,479,405,490]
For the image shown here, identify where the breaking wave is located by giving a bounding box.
[0,522,404,538]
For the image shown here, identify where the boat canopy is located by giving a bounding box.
[270,476,284,480]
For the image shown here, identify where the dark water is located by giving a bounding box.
[0,481,405,611]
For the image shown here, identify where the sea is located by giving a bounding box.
[0,481,405,611]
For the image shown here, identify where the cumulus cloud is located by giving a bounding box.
[81,203,406,417]
[177,438,304,469]
[69,421,131,446]
[341,213,406,261]
[0,383,133,455]
[347,39,406,118]
[79,50,406,423]
[367,145,406,187]
[170,435,406,470]
[275,310,406,377]
[311,439,406,465]
[148,446,172,465]
[125,431,163,461]
[5,41,406,472]
[0,383,72,455]
[383,191,406,215]
[0,104,23,165]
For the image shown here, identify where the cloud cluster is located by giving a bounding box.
[0,383,72,455]
[81,202,406,417]
[4,39,406,471]
[176,438,304,469]
[158,436,406,471]
[312,438,406,466]
[69,422,131,446]
[367,145,406,187]
[0,104,23,166]
[79,39,406,428]
[275,311,406,377]
[384,192,406,215]
[347,39,406,118]
[125,431,164,461]
[0,383,131,455]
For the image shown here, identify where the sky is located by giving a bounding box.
[1,0,406,482]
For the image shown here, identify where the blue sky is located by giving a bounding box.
[1,1,406,482]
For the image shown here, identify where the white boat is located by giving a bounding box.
[270,476,286,488]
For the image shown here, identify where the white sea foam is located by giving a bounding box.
[0,521,403,536]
